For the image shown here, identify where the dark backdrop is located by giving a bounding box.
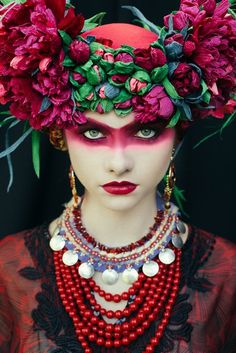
[0,0,236,242]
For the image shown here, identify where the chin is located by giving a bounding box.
[99,194,142,212]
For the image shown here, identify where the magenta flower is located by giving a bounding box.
[187,1,236,98]
[134,47,167,70]
[115,52,133,63]
[170,63,201,97]
[9,77,42,129]
[133,85,174,123]
[164,11,189,30]
[69,40,90,64]
[33,51,71,106]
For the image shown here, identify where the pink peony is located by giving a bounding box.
[164,11,189,30]
[133,85,174,123]
[186,0,236,98]
[115,52,133,63]
[36,100,87,129]
[134,47,167,70]
[33,51,71,106]
[69,40,90,64]
[9,77,42,128]
[170,63,201,97]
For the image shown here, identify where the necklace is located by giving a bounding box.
[54,245,181,352]
[51,198,186,352]
[50,201,185,284]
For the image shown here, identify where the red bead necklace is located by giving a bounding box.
[72,207,165,254]
[54,246,181,353]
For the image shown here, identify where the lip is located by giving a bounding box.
[102,181,138,195]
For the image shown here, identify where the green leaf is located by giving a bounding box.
[0,116,16,127]
[162,77,182,99]
[32,130,40,178]
[193,129,220,149]
[114,107,133,116]
[173,185,189,217]
[39,96,51,113]
[101,99,114,113]
[202,90,211,104]
[63,56,75,67]
[58,30,73,46]
[220,110,236,134]
[166,109,181,128]
[201,79,209,96]
[83,12,106,26]
[0,110,10,115]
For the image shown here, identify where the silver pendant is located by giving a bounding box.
[142,261,159,277]
[49,235,65,251]
[62,250,79,266]
[158,248,175,264]
[172,235,184,249]
[102,269,119,285]
[78,262,95,279]
[176,220,186,234]
[122,268,139,284]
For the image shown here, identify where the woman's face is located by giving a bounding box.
[65,111,176,211]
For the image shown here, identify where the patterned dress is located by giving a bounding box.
[0,224,236,353]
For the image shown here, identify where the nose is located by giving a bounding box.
[104,148,134,176]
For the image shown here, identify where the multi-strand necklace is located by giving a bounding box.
[50,200,186,352]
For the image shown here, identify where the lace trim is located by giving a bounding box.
[19,224,215,353]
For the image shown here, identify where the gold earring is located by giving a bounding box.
[163,149,176,210]
[69,165,79,207]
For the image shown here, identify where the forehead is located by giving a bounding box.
[85,110,136,129]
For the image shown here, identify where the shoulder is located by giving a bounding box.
[192,226,236,289]
[0,225,49,273]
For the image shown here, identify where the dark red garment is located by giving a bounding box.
[0,224,236,353]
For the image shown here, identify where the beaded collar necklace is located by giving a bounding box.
[50,197,186,285]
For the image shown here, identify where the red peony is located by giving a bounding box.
[164,10,189,31]
[170,63,201,97]
[69,40,90,64]
[133,85,174,123]
[33,51,71,106]
[185,0,236,105]
[9,77,42,128]
[134,47,167,71]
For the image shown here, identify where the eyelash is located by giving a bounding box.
[80,128,161,141]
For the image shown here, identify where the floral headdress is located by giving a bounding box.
[0,0,236,187]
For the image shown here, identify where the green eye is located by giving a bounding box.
[135,129,156,138]
[83,129,104,139]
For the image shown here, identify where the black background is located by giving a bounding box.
[0,0,236,242]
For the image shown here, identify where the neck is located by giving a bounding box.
[80,192,158,247]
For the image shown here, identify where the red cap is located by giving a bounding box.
[81,23,158,49]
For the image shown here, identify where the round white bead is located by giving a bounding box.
[62,250,79,266]
[122,268,139,284]
[102,269,119,285]
[142,261,159,277]
[78,262,95,279]
[49,235,65,251]
[158,248,175,265]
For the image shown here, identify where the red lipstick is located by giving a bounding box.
[102,181,138,195]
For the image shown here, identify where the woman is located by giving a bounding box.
[0,0,236,352]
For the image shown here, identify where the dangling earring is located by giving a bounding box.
[69,165,79,207]
[164,149,176,210]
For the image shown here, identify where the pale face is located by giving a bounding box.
[64,111,176,211]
